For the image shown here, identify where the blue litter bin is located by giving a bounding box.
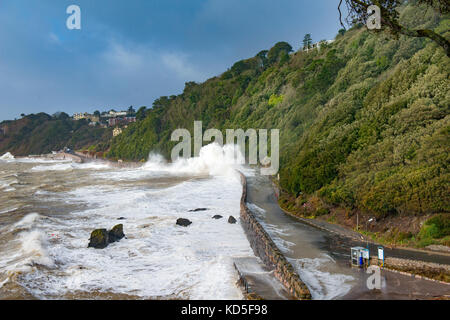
[359,256,363,267]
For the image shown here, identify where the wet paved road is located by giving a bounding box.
[245,173,450,300]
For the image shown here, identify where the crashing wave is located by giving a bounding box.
[0,152,15,161]
[142,143,245,178]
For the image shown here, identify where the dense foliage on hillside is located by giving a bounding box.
[106,3,449,220]
[0,113,111,156]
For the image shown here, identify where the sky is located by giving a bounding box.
[0,0,344,121]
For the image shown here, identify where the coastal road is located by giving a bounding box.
[245,173,450,300]
[280,207,450,266]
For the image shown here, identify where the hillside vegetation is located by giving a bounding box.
[0,3,442,245]
[0,113,111,156]
[107,3,449,227]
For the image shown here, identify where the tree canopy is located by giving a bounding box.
[303,34,313,49]
[339,0,450,56]
[267,42,293,64]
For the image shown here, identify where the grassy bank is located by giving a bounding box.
[278,190,450,250]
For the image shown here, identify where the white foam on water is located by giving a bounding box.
[142,143,245,177]
[246,202,266,218]
[246,202,295,253]
[21,177,250,299]
[31,163,73,172]
[0,207,19,215]
[18,230,55,268]
[0,181,16,192]
[245,202,356,300]
[31,162,111,172]
[0,153,72,164]
[0,152,15,161]
[15,158,73,164]
[0,214,55,285]
[13,213,41,229]
[291,254,355,300]
[0,175,18,192]
[93,143,245,182]
[0,144,255,299]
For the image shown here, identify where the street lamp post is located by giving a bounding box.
[366,218,375,248]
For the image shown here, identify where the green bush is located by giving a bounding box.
[268,94,284,107]
[419,214,450,240]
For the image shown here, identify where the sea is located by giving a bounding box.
[0,144,255,299]
[0,143,364,300]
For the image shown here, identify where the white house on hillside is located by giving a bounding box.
[304,40,335,52]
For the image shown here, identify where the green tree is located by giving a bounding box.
[128,106,136,115]
[136,106,147,121]
[339,0,450,56]
[267,42,293,64]
[303,34,313,50]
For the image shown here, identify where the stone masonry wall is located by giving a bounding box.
[238,172,311,300]
[383,257,450,283]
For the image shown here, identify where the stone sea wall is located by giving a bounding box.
[27,152,83,163]
[238,172,311,300]
[74,151,142,168]
[381,257,450,284]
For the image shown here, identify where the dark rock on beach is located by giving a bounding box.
[88,229,109,249]
[212,215,223,220]
[109,224,125,243]
[176,218,192,227]
[117,217,126,220]
[228,216,237,224]
[88,224,125,249]
[189,208,209,212]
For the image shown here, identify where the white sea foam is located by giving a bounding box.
[0,214,55,282]
[246,202,294,253]
[15,158,72,164]
[0,207,19,215]
[0,153,72,164]
[18,230,55,268]
[0,182,15,192]
[14,213,41,229]
[142,143,245,177]
[0,176,18,192]
[94,143,244,182]
[31,162,110,172]
[0,144,254,299]
[22,177,250,299]
[245,202,355,300]
[0,152,15,161]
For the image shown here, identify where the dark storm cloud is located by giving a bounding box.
[0,0,342,120]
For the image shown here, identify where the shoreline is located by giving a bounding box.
[270,177,450,257]
[16,152,295,300]
[19,153,450,297]
[273,181,450,256]
[271,187,450,284]
[238,172,311,300]
[245,173,450,299]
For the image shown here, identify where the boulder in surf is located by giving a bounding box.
[228,216,237,224]
[189,208,209,212]
[109,224,125,243]
[176,218,192,227]
[88,224,126,249]
[88,229,109,249]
